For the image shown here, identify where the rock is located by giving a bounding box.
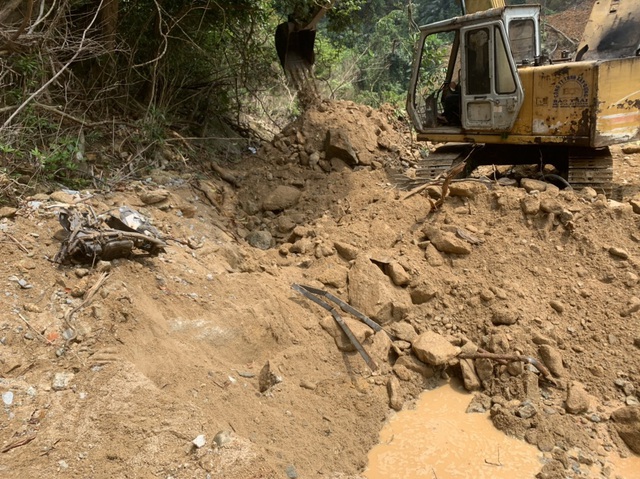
[549,300,565,313]
[410,283,437,304]
[621,297,640,317]
[422,226,471,255]
[389,322,417,342]
[285,465,299,479]
[246,230,272,250]
[516,400,537,419]
[521,178,548,193]
[320,316,373,352]
[263,185,301,211]
[50,190,76,203]
[258,361,282,393]
[565,381,590,414]
[466,393,492,413]
[366,331,392,364]
[52,372,74,391]
[139,189,170,205]
[348,256,411,325]
[475,358,494,381]
[540,197,563,214]
[460,358,481,391]
[393,354,435,378]
[96,261,112,273]
[334,241,359,261]
[312,259,348,289]
[622,144,640,154]
[448,181,487,199]
[387,261,410,286]
[520,196,541,215]
[609,247,629,260]
[213,430,233,447]
[630,199,640,214]
[491,305,519,326]
[424,243,445,266]
[412,331,460,366]
[634,337,640,349]
[538,345,565,377]
[299,379,317,390]
[0,206,18,218]
[192,435,206,448]
[324,128,358,167]
[387,376,403,411]
[611,406,640,454]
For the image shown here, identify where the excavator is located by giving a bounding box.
[276,0,640,193]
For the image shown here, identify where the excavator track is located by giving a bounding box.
[387,144,470,190]
[567,147,614,197]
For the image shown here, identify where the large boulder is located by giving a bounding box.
[347,256,411,325]
[262,185,302,211]
[412,331,460,366]
[324,128,358,167]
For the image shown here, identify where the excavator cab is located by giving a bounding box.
[407,6,540,134]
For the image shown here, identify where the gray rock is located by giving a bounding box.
[246,230,272,250]
[52,372,74,391]
[622,145,640,154]
[611,406,640,454]
[213,430,233,447]
[422,226,471,255]
[538,344,565,377]
[285,465,299,479]
[516,400,537,419]
[412,331,460,366]
[262,185,302,211]
[565,381,590,414]
[324,128,358,167]
[192,435,206,448]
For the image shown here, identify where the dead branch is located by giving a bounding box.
[1,0,105,130]
[17,313,48,343]
[3,232,29,253]
[9,0,33,42]
[1,434,36,453]
[211,161,240,187]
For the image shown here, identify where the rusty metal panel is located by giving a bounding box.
[530,63,595,141]
[593,56,640,147]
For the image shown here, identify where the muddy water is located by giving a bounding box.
[365,381,640,479]
[364,380,542,479]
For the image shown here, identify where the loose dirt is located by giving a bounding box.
[1,99,640,479]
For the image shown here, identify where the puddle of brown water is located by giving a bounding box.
[365,381,640,479]
[364,380,542,479]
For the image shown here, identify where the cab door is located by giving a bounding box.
[460,22,523,131]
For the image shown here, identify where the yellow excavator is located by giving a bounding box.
[406,0,640,193]
[276,0,639,193]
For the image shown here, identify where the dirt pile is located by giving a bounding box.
[1,99,640,479]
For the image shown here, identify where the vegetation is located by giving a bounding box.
[0,0,588,201]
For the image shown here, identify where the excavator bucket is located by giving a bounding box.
[275,6,329,86]
[275,20,317,74]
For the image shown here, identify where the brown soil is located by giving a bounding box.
[2,99,640,479]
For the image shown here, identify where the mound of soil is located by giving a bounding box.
[1,99,640,479]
